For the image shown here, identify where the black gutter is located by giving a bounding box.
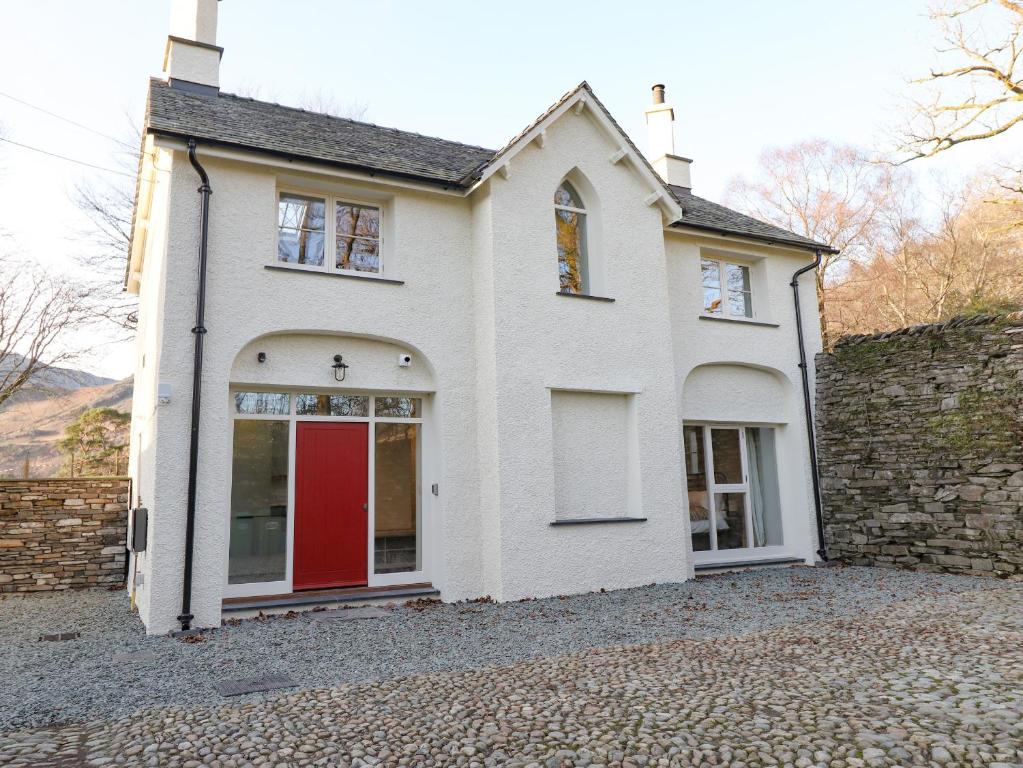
[178,139,212,632]
[790,250,828,562]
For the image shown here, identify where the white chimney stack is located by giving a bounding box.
[644,84,693,189]
[164,0,222,92]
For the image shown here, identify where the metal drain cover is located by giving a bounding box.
[312,606,389,621]
[112,650,159,664]
[214,674,298,697]
[38,632,80,642]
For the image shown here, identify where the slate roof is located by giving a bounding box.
[144,78,833,253]
[145,79,495,186]
[668,185,836,253]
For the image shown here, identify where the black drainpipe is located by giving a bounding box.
[178,139,212,631]
[790,250,828,562]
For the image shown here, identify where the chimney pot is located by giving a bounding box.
[644,82,692,188]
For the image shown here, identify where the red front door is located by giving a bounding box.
[294,422,368,590]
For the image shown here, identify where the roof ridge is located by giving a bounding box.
[461,81,591,185]
[832,311,1023,348]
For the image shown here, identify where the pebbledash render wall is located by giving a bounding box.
[816,314,1023,577]
[0,477,130,592]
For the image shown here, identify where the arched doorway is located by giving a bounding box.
[225,333,435,598]
[681,363,795,560]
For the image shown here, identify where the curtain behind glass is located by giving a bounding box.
[746,427,766,547]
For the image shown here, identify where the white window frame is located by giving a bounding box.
[225,390,429,599]
[703,425,753,551]
[275,188,385,277]
[701,258,754,319]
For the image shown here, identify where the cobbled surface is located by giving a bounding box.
[1,567,1020,766]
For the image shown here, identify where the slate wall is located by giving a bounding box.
[0,477,129,592]
[816,314,1023,576]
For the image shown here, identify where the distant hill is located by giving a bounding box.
[1,355,116,405]
[0,360,131,478]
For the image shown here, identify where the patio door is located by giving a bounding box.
[685,424,783,553]
[293,422,368,590]
[705,428,752,549]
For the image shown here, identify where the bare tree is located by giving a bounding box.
[901,0,1023,161]
[726,140,900,346]
[826,175,1023,335]
[71,119,142,334]
[0,257,94,407]
[74,178,138,331]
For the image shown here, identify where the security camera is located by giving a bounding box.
[398,353,412,367]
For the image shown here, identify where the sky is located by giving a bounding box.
[1,0,1020,379]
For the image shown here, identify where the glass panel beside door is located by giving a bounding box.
[374,422,421,574]
[229,420,289,584]
[683,424,783,553]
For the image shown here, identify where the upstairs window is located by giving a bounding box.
[702,258,753,318]
[277,191,381,274]
[277,194,326,267]
[554,181,588,294]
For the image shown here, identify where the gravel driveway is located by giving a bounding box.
[1,566,1020,766]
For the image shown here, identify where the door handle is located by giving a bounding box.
[362,503,368,511]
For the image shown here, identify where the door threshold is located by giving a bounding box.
[694,555,805,573]
[222,582,438,613]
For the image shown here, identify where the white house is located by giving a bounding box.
[126,0,834,635]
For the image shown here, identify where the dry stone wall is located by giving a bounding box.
[816,314,1023,577]
[0,477,129,593]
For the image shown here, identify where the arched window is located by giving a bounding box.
[554,181,588,294]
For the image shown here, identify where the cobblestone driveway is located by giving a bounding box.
[1,570,1020,767]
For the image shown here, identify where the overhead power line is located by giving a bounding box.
[0,137,135,178]
[0,90,134,149]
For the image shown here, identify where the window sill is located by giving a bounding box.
[265,264,404,285]
[550,516,647,526]
[698,314,778,328]
[556,291,615,302]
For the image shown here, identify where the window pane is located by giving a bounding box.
[277,228,324,266]
[278,194,325,230]
[375,423,420,574]
[295,393,369,416]
[336,236,379,273]
[701,259,722,314]
[714,492,749,550]
[710,428,743,484]
[234,392,290,415]
[554,181,584,209]
[684,426,711,552]
[703,287,722,314]
[229,420,289,584]
[336,203,380,239]
[728,290,753,318]
[375,396,421,418]
[556,209,587,294]
[746,427,783,548]
[701,259,721,288]
[726,263,753,317]
[726,262,750,292]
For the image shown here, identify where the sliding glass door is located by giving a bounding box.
[684,424,782,553]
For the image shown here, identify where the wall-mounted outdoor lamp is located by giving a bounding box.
[331,354,349,381]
